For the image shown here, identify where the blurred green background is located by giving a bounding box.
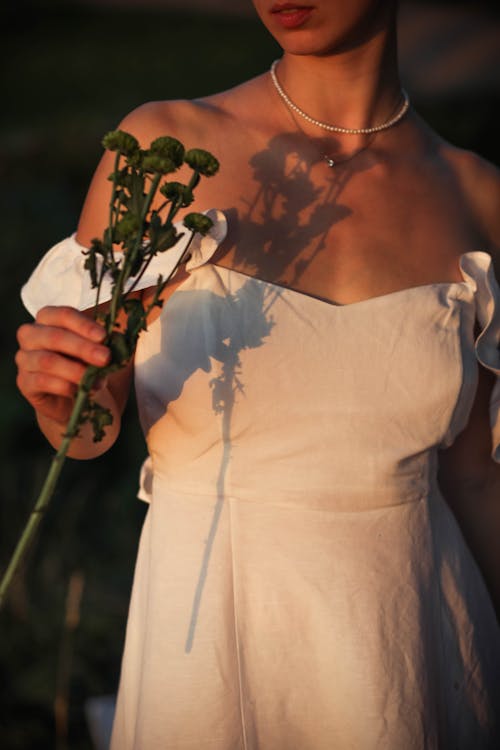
[1,1,499,748]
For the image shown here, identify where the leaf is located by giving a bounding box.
[85,400,114,443]
[148,211,162,251]
[157,226,180,252]
[107,166,129,184]
[82,241,100,288]
[109,331,131,365]
[123,298,147,343]
[115,188,130,208]
[128,249,144,277]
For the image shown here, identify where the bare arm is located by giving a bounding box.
[16,103,192,457]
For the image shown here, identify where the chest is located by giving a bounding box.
[193,134,485,306]
[136,262,478,505]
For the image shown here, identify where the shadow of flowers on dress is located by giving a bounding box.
[141,274,274,425]
[185,279,275,652]
[137,273,275,652]
[142,131,376,651]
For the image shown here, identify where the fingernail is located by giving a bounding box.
[89,325,106,342]
[94,347,109,364]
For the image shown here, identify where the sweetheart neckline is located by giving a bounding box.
[145,260,474,336]
[208,262,473,311]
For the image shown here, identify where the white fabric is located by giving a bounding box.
[21,211,500,748]
[20,208,226,317]
[460,253,500,461]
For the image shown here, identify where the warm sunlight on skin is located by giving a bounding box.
[14,0,500,746]
[252,0,399,57]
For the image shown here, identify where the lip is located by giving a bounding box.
[270,3,314,29]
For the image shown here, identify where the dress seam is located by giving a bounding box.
[426,485,449,749]
[228,497,249,750]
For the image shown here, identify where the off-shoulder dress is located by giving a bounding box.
[22,209,500,749]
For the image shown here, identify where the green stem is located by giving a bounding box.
[107,172,161,333]
[94,152,121,316]
[164,169,198,227]
[0,370,98,611]
[125,174,198,301]
[108,152,121,239]
[121,248,156,301]
[93,255,107,318]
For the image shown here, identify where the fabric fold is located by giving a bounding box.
[460,251,500,461]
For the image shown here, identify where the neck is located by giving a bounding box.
[274,21,403,146]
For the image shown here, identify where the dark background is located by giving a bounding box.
[1,1,499,747]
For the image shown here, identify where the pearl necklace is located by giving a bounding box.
[269,59,410,136]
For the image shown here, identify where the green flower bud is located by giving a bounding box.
[150,136,185,168]
[102,130,140,157]
[125,149,147,169]
[184,149,219,177]
[114,213,141,240]
[183,212,214,236]
[159,181,194,207]
[142,154,177,175]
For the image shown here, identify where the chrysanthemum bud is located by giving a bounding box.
[183,212,214,236]
[160,181,194,207]
[102,130,140,157]
[184,149,219,177]
[142,154,177,175]
[150,136,185,168]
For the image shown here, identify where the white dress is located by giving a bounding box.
[22,209,500,749]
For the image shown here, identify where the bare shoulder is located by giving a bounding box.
[117,98,225,149]
[442,141,500,265]
[116,72,269,150]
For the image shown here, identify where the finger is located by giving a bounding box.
[35,306,105,342]
[17,369,77,403]
[30,393,74,425]
[15,349,88,386]
[17,324,110,368]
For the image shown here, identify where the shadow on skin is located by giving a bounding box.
[144,131,373,650]
[215,130,375,301]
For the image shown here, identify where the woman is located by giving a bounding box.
[15,1,500,747]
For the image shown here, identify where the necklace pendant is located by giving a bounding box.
[324,156,336,168]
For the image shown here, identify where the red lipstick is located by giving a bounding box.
[270,3,314,30]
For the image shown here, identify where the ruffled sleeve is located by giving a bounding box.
[20,208,227,317]
[460,251,500,462]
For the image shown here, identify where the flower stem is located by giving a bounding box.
[0,371,97,610]
[107,173,161,331]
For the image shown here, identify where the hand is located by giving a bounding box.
[15,306,111,425]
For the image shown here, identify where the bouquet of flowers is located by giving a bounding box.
[0,130,219,609]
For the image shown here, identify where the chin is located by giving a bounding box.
[266,30,372,60]
[252,1,397,56]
